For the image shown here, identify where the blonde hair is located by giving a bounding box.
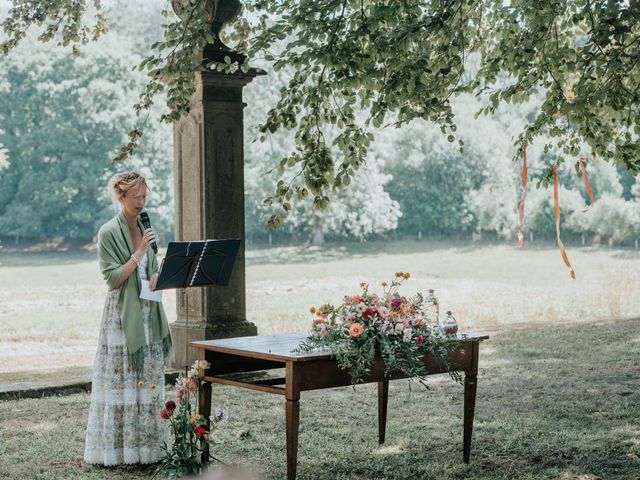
[108,171,149,204]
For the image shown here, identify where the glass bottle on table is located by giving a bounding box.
[440,310,458,335]
[426,288,439,325]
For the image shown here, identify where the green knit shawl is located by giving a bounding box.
[97,210,172,375]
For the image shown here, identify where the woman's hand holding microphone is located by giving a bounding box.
[134,229,159,290]
[135,228,157,258]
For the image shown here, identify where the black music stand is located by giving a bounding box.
[155,239,241,372]
[156,239,240,291]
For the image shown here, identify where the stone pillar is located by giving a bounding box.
[171,69,259,369]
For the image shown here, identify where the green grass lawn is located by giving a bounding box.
[1,241,640,377]
[1,317,638,479]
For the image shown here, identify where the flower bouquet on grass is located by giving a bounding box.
[153,360,228,478]
[297,272,462,385]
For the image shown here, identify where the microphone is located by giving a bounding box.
[139,211,158,253]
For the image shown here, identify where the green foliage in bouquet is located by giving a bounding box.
[298,273,462,385]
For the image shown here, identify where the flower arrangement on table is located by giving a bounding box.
[153,360,228,478]
[297,272,462,385]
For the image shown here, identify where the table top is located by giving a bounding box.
[191,332,489,362]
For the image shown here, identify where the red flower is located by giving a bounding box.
[165,400,176,411]
[390,296,407,311]
[416,335,425,345]
[194,426,206,437]
[160,408,172,420]
[362,307,377,321]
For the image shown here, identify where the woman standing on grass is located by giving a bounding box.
[84,171,172,466]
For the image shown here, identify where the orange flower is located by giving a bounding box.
[314,318,327,325]
[309,306,316,314]
[349,323,364,337]
[403,272,411,279]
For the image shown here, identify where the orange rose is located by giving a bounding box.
[349,323,364,337]
[309,306,316,314]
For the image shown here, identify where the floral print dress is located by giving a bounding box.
[84,253,167,465]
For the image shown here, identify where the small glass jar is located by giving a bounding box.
[440,310,458,335]
[426,288,440,325]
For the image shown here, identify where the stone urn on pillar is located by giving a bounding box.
[170,0,262,369]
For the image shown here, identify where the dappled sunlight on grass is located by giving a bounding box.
[0,318,638,479]
[373,444,404,456]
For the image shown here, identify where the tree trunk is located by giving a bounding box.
[312,214,325,246]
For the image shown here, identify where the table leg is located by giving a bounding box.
[378,380,389,444]
[286,399,300,480]
[199,381,212,463]
[463,373,477,463]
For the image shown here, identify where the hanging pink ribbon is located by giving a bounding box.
[516,144,528,248]
[578,156,595,212]
[554,165,576,279]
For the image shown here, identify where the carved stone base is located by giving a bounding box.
[170,320,258,369]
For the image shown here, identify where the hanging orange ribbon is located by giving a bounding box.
[554,165,576,279]
[578,156,595,211]
[516,144,528,248]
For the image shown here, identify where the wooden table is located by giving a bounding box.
[191,332,488,480]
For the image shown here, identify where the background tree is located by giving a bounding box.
[2,1,640,247]
[382,123,482,238]
[3,1,638,229]
[244,64,401,245]
[236,0,640,227]
[0,1,173,243]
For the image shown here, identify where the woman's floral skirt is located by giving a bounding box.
[84,290,167,466]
